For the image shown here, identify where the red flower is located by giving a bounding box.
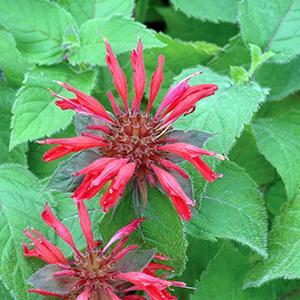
[23,201,185,299]
[40,39,224,221]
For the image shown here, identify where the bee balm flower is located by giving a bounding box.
[23,201,185,299]
[39,39,223,221]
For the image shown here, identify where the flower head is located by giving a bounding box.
[23,201,185,299]
[40,39,223,221]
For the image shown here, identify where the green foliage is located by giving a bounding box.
[0,165,47,299]
[10,64,95,149]
[100,188,187,274]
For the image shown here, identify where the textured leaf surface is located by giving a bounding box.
[171,0,238,23]
[188,162,268,257]
[245,193,300,287]
[0,0,76,64]
[252,99,300,199]
[0,30,31,87]
[240,0,300,62]
[10,64,95,149]
[0,83,27,165]
[59,0,134,26]
[69,16,164,66]
[191,243,275,299]
[174,67,266,154]
[0,165,46,299]
[100,188,187,274]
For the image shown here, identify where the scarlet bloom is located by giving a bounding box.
[23,201,185,299]
[40,39,224,221]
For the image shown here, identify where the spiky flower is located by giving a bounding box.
[39,39,223,221]
[23,201,185,299]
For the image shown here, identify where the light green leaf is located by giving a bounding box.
[0,83,27,165]
[174,66,267,154]
[58,0,134,26]
[69,16,164,66]
[0,164,47,299]
[245,193,300,287]
[191,243,275,299]
[240,0,300,62]
[230,127,275,186]
[100,188,187,274]
[157,7,238,46]
[10,64,95,149]
[171,0,238,23]
[0,0,76,65]
[230,66,249,85]
[252,98,300,199]
[0,30,32,87]
[188,162,268,257]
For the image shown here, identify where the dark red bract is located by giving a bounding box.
[23,201,185,299]
[39,39,224,221]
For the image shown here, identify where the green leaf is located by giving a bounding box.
[0,280,13,300]
[171,0,238,23]
[174,66,267,154]
[240,0,300,62]
[0,164,47,299]
[188,162,268,257]
[69,16,164,66]
[58,0,134,26]
[0,0,76,65]
[191,243,275,300]
[252,98,300,199]
[266,180,287,217]
[245,192,300,287]
[230,127,275,186]
[230,66,249,85]
[157,7,239,46]
[0,30,32,87]
[10,64,95,149]
[0,83,27,165]
[100,188,187,274]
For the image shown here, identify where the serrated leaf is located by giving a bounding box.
[191,243,275,300]
[100,188,187,274]
[240,0,300,62]
[0,30,32,87]
[245,193,300,287]
[230,127,275,186]
[171,0,238,23]
[69,16,164,66]
[187,162,268,257]
[0,0,76,65]
[10,64,95,149]
[0,83,27,165]
[0,164,47,299]
[174,66,266,154]
[157,7,238,46]
[45,150,99,193]
[252,98,300,199]
[58,0,134,26]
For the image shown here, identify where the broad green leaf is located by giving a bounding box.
[0,30,32,87]
[252,98,300,199]
[266,180,287,217]
[230,127,275,186]
[230,66,249,85]
[157,7,239,46]
[191,243,275,299]
[0,0,76,65]
[245,193,300,287]
[100,188,187,274]
[0,83,27,165]
[58,0,134,26]
[188,162,268,257]
[174,66,267,154]
[240,0,300,62]
[69,16,164,66]
[10,64,95,149]
[171,0,238,23]
[0,164,47,299]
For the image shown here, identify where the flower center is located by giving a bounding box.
[103,111,169,168]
